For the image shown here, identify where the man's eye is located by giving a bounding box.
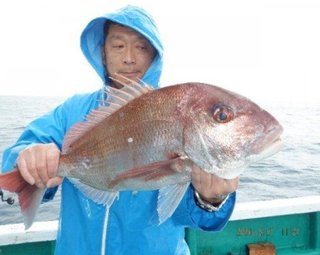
[137,45,147,50]
[113,45,124,49]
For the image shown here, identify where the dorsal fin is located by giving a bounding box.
[62,77,153,154]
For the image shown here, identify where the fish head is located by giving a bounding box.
[182,83,283,179]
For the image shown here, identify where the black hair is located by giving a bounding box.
[103,21,111,40]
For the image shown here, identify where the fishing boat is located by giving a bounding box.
[0,195,319,255]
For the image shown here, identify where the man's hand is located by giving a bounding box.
[17,143,63,188]
[191,164,239,204]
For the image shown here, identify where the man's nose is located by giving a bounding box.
[123,47,135,64]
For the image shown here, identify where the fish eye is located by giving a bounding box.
[212,105,234,123]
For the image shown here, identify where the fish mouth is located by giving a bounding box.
[253,123,283,153]
[248,122,284,165]
[259,137,283,158]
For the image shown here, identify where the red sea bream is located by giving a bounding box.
[0,81,283,229]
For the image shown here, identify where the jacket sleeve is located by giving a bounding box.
[1,93,100,201]
[171,185,236,231]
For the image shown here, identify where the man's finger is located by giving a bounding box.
[225,177,240,193]
[46,148,60,178]
[36,149,49,186]
[46,177,63,188]
[191,164,201,184]
[17,157,35,185]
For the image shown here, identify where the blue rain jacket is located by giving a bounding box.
[2,5,236,255]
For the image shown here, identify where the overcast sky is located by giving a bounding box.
[0,0,319,105]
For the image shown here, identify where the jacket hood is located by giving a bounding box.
[80,5,163,88]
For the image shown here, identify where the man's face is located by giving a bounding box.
[103,23,156,88]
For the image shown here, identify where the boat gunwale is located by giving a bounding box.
[1,195,320,246]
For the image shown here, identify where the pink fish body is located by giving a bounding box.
[0,82,283,228]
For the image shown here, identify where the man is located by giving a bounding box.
[2,6,239,255]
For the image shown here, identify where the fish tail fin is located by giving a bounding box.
[0,169,45,229]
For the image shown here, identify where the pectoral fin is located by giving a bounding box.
[109,156,189,188]
[157,182,190,224]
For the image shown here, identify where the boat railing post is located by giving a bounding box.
[310,211,320,250]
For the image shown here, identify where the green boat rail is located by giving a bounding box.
[0,195,320,255]
[186,195,320,255]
